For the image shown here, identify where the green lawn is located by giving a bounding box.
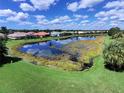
[0,36,124,93]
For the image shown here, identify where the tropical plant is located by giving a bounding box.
[112,32,123,39]
[103,39,124,71]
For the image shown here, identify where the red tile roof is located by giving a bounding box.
[33,32,49,36]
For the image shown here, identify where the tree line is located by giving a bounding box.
[0,26,109,34]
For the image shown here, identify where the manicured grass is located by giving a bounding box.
[104,35,113,46]
[0,36,124,93]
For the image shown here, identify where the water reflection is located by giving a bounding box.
[19,37,96,58]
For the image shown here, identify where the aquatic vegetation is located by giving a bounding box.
[9,36,104,71]
[62,36,104,70]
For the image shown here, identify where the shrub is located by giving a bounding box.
[103,40,124,71]
[0,26,9,34]
[108,27,120,36]
[0,40,8,62]
[112,32,123,39]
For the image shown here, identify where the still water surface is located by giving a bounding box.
[19,37,96,58]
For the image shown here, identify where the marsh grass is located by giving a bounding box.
[7,36,104,71]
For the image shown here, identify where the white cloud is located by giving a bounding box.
[81,20,110,30]
[35,15,46,20]
[67,2,78,12]
[37,19,49,25]
[95,11,106,17]
[94,8,124,29]
[79,0,104,9]
[95,8,124,21]
[32,17,124,30]
[20,3,35,11]
[30,0,58,10]
[110,16,118,20]
[7,12,29,22]
[67,0,104,12]
[34,15,49,25]
[35,15,72,26]
[80,20,89,24]
[50,15,72,24]
[73,14,88,20]
[35,15,48,25]
[19,21,33,25]
[119,18,124,21]
[57,15,71,22]
[15,0,59,11]
[97,17,109,21]
[0,9,16,17]
[109,20,119,26]
[50,19,59,24]
[104,1,124,9]
[0,9,29,23]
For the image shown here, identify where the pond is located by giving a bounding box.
[19,37,96,59]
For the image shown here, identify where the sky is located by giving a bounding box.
[0,0,124,30]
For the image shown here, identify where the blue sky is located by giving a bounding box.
[0,0,124,30]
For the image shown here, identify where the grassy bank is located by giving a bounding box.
[0,36,124,93]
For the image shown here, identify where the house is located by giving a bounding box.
[7,32,28,39]
[26,32,35,36]
[7,32,49,39]
[33,32,49,37]
[51,32,61,37]
[77,31,85,34]
[26,32,36,38]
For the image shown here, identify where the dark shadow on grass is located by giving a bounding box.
[0,56,22,67]
[105,64,124,72]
